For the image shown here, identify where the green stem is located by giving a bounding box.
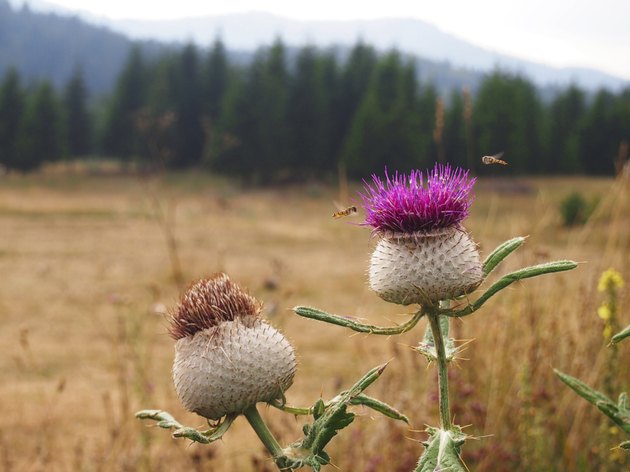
[243,405,284,460]
[428,313,452,431]
[294,306,423,335]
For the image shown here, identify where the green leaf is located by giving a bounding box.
[303,364,386,452]
[483,236,526,276]
[272,394,409,424]
[313,399,326,420]
[449,260,578,318]
[620,440,630,450]
[135,409,237,444]
[293,306,423,335]
[348,393,409,424]
[172,427,212,444]
[136,409,181,430]
[416,315,457,362]
[282,364,388,470]
[414,427,467,472]
[555,370,630,434]
[612,324,630,344]
[271,391,409,424]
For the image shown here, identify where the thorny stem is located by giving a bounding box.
[428,311,452,431]
[243,405,285,463]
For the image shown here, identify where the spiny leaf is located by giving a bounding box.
[416,315,457,362]
[136,410,182,430]
[172,427,211,444]
[348,393,410,424]
[483,236,526,276]
[303,363,386,452]
[294,306,423,335]
[555,370,630,434]
[414,427,468,472]
[449,260,578,318]
[282,364,388,470]
[135,409,236,444]
[612,324,630,344]
[273,393,409,424]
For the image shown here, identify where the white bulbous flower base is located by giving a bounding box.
[369,226,483,305]
[173,319,297,420]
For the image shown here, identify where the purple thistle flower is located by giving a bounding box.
[359,163,476,234]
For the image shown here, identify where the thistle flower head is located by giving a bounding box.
[170,273,296,420]
[360,163,475,234]
[363,164,483,305]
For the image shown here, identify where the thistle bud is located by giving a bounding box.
[169,274,296,420]
[360,164,483,305]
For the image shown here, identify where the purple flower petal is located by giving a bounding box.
[359,163,475,233]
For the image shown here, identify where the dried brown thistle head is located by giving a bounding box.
[169,273,262,340]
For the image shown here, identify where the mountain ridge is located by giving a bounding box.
[104,11,628,91]
[1,1,627,95]
[0,0,168,94]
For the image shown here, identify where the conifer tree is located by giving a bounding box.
[342,52,424,176]
[102,46,147,162]
[217,40,292,182]
[16,81,63,171]
[288,46,330,177]
[416,82,438,168]
[474,71,543,174]
[444,90,468,169]
[0,68,25,171]
[203,38,229,122]
[257,39,291,181]
[546,85,585,173]
[170,43,204,168]
[63,67,92,157]
[580,89,617,175]
[335,42,377,158]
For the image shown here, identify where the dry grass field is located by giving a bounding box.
[0,167,628,471]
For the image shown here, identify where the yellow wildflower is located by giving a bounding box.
[598,269,624,292]
[597,304,611,320]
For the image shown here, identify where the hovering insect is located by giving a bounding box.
[332,205,358,219]
[482,152,508,166]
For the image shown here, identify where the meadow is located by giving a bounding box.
[0,167,628,471]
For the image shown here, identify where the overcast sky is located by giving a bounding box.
[39,0,630,80]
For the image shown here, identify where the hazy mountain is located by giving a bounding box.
[1,1,627,96]
[0,1,486,97]
[0,0,167,94]
[105,11,628,91]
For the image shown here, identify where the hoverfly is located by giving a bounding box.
[482,152,507,166]
[332,205,358,219]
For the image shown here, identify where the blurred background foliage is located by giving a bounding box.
[1,38,629,180]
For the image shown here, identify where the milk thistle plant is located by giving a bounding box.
[137,163,578,471]
[137,273,407,471]
[296,164,576,470]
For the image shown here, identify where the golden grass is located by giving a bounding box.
[0,170,628,471]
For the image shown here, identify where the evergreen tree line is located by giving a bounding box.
[1,39,629,177]
[0,67,91,172]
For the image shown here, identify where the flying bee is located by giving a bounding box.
[482,152,507,166]
[332,205,357,219]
